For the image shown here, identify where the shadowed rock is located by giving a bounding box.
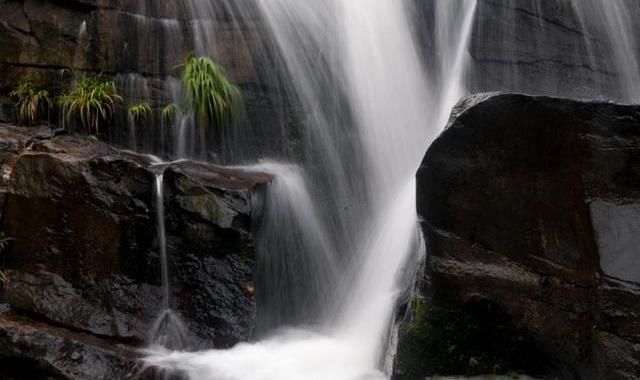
[395,93,640,380]
[0,127,270,379]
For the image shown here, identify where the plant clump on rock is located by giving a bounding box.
[128,102,152,128]
[59,74,123,135]
[180,53,243,132]
[161,103,181,125]
[9,81,52,126]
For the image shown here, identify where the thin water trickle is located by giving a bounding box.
[148,170,191,351]
[155,173,170,311]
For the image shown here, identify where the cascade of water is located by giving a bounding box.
[246,161,341,332]
[433,0,478,128]
[146,0,478,378]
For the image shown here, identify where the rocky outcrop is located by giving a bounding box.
[394,93,640,379]
[0,311,141,380]
[0,126,269,378]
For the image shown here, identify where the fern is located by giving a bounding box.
[161,103,181,124]
[180,53,242,131]
[128,102,152,127]
[59,74,123,135]
[10,81,52,126]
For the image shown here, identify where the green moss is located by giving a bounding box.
[394,299,539,379]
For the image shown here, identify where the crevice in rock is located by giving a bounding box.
[470,56,617,78]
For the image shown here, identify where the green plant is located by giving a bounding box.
[9,81,52,126]
[58,68,74,80]
[180,53,242,131]
[0,236,13,283]
[161,103,181,124]
[128,102,152,127]
[59,75,123,135]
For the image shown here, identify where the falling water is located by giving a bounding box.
[573,0,640,103]
[148,171,190,351]
[155,173,170,312]
[247,161,341,332]
[146,0,477,378]
[468,0,640,102]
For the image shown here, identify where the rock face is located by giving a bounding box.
[0,126,269,379]
[6,0,640,156]
[0,0,297,159]
[468,0,615,100]
[394,93,640,379]
[412,0,640,103]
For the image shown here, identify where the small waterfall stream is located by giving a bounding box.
[148,170,190,351]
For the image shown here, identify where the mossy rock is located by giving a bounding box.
[393,299,545,379]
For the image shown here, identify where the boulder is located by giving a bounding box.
[0,127,269,378]
[394,93,640,379]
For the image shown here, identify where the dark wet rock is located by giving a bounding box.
[395,93,640,379]
[0,127,269,377]
[0,125,52,183]
[162,161,270,347]
[0,311,141,380]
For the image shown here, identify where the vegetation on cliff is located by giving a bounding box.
[59,75,123,135]
[9,82,51,126]
[180,53,243,132]
[128,102,152,129]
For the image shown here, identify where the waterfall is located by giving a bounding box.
[44,0,640,376]
[247,161,341,332]
[146,0,478,378]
